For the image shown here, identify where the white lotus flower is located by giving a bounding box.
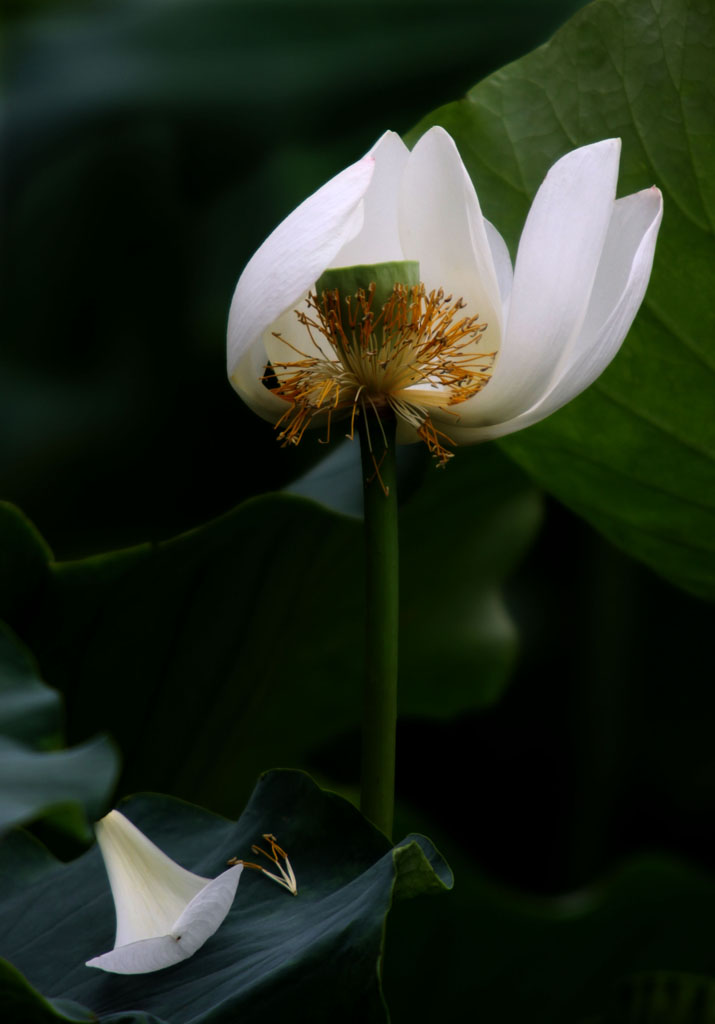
[227,127,662,462]
[86,810,242,975]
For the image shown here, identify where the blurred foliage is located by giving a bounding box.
[0,772,451,1023]
[1,0,587,558]
[411,0,715,600]
[385,825,715,1023]
[0,623,118,841]
[0,442,540,816]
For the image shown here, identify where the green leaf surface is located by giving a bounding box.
[384,834,715,1023]
[2,443,540,814]
[0,625,119,836]
[0,771,451,1024]
[409,0,715,599]
[0,624,60,748]
[0,960,97,1024]
[0,736,118,836]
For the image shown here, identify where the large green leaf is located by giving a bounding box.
[0,770,451,1024]
[409,0,715,600]
[0,625,119,837]
[2,443,540,815]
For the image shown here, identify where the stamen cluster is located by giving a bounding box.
[266,282,494,464]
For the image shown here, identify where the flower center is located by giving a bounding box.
[266,264,495,464]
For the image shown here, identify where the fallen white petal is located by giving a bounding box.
[85,864,242,974]
[86,810,243,975]
[86,865,243,975]
[95,811,209,945]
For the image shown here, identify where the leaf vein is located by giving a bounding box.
[594,384,715,464]
[518,436,715,522]
[642,298,715,374]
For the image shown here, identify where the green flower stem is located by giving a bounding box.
[358,412,399,840]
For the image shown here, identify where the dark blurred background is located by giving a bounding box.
[2,0,589,558]
[3,0,713,950]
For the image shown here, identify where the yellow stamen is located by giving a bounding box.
[265,281,494,465]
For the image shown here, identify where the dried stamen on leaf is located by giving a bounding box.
[228,833,297,896]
